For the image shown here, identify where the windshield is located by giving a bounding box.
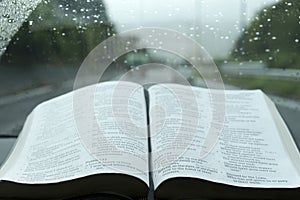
[0,0,299,148]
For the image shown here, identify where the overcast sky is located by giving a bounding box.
[105,0,279,28]
[104,0,280,57]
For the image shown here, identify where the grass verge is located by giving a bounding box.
[222,75,300,100]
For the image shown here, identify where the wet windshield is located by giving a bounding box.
[0,0,299,148]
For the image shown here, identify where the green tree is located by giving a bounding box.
[232,0,300,69]
[0,0,116,66]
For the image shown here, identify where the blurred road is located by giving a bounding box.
[0,64,79,136]
[0,80,74,136]
[221,63,300,81]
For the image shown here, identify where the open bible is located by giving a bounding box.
[0,81,300,199]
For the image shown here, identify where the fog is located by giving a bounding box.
[105,0,279,58]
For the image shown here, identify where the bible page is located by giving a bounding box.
[0,81,149,185]
[148,84,300,189]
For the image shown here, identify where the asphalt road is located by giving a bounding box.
[0,81,74,136]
